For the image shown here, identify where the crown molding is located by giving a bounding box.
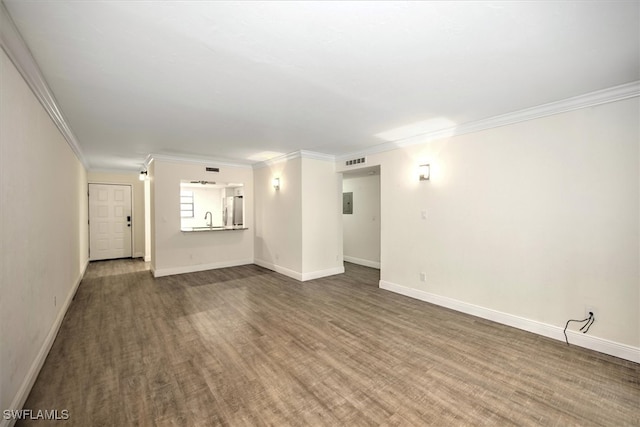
[87,168,143,176]
[423,80,640,148]
[338,81,640,162]
[0,2,88,169]
[148,153,253,169]
[253,150,335,169]
[252,151,300,169]
[143,154,154,169]
[298,150,335,162]
[336,142,398,163]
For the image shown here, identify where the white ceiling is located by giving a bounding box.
[4,1,639,171]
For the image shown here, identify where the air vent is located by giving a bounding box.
[345,157,366,166]
[206,167,220,172]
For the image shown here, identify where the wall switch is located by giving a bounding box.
[421,210,428,220]
[420,272,426,282]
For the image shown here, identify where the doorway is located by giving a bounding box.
[342,165,381,270]
[89,183,132,260]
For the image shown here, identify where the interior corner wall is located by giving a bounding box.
[87,171,146,258]
[253,157,303,278]
[149,161,156,271]
[342,174,381,268]
[144,177,151,261]
[1,48,89,420]
[338,97,639,358]
[301,157,344,279]
[151,160,254,277]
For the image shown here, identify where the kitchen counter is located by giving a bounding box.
[181,226,249,232]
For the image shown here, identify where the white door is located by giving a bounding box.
[89,184,132,260]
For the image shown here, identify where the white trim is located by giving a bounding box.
[143,154,154,169]
[253,150,335,169]
[299,150,335,162]
[254,259,344,281]
[152,258,254,278]
[344,255,380,269]
[133,252,145,259]
[148,153,253,169]
[301,265,345,281]
[88,168,143,175]
[252,151,303,169]
[2,258,89,427]
[336,143,395,164]
[254,258,303,281]
[379,280,640,363]
[417,80,640,147]
[0,3,88,169]
[337,81,640,162]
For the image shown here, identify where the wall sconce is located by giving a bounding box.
[139,170,148,181]
[419,164,430,181]
[272,177,280,190]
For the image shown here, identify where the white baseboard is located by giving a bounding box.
[2,258,89,427]
[379,280,640,364]
[152,258,254,278]
[254,259,345,282]
[254,259,303,281]
[301,265,345,281]
[344,255,380,269]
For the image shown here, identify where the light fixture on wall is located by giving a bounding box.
[419,164,430,181]
[139,170,148,181]
[272,177,280,190]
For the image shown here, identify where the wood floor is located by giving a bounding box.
[19,260,639,426]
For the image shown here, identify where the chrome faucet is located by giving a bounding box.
[204,211,212,227]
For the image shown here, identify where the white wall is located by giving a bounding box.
[342,173,381,268]
[1,49,88,420]
[150,159,254,277]
[301,157,344,278]
[337,97,639,360]
[144,178,151,261]
[253,157,303,277]
[254,154,344,281]
[149,161,156,265]
[87,171,146,258]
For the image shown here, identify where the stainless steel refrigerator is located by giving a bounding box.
[223,196,243,226]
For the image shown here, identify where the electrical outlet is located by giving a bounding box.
[585,305,596,319]
[420,272,426,282]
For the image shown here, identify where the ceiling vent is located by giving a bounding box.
[345,157,366,166]
[206,167,220,172]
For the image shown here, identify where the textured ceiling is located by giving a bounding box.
[4,1,639,171]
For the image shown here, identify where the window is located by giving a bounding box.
[180,190,194,218]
